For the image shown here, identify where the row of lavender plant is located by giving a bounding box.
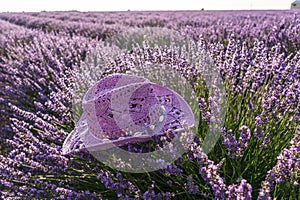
[0,13,122,40]
[1,11,299,53]
[207,34,299,199]
[0,27,106,198]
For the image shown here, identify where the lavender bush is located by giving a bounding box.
[0,10,299,199]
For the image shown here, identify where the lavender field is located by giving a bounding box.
[0,10,300,199]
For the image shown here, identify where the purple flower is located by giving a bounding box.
[258,126,300,199]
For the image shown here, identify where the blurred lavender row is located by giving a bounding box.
[0,11,299,52]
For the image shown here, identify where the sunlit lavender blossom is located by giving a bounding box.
[258,126,300,200]
[226,179,252,200]
[221,126,251,158]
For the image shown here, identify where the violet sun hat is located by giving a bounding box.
[62,73,195,155]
